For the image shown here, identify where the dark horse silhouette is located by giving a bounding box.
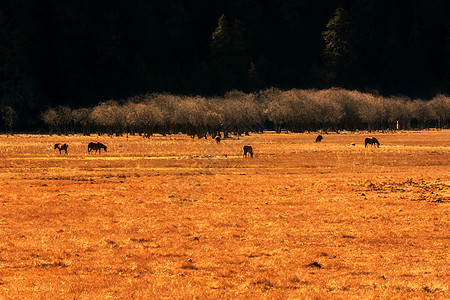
[365,137,380,148]
[215,136,221,144]
[88,142,107,154]
[243,145,253,158]
[315,134,323,143]
[54,143,68,154]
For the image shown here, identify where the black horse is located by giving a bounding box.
[365,137,380,148]
[54,143,68,154]
[315,134,323,143]
[243,145,253,158]
[215,136,221,144]
[88,142,107,154]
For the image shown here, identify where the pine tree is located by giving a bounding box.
[210,14,250,92]
[322,7,359,85]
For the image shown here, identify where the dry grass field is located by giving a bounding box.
[0,130,449,299]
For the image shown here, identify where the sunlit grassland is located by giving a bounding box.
[0,130,449,298]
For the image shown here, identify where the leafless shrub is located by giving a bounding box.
[204,99,224,138]
[429,94,450,129]
[221,90,263,136]
[41,89,450,136]
[149,93,183,135]
[41,107,58,135]
[310,89,344,132]
[41,106,72,135]
[72,107,92,135]
[90,100,127,136]
[286,89,314,132]
[263,89,291,133]
[125,101,163,137]
[173,96,210,138]
[382,95,410,130]
[351,90,385,131]
[410,99,436,129]
[1,106,17,135]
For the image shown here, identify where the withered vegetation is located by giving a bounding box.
[0,130,448,298]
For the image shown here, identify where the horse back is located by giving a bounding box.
[97,143,107,151]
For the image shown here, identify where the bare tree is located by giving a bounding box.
[55,106,72,135]
[313,89,344,132]
[353,91,385,131]
[90,100,126,136]
[383,96,411,130]
[150,93,182,135]
[429,94,450,129]
[41,107,58,135]
[1,106,17,135]
[264,92,291,133]
[329,89,361,131]
[221,90,263,136]
[126,101,163,137]
[36,89,450,137]
[72,107,92,135]
[410,99,436,129]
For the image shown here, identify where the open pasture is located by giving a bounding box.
[0,131,449,299]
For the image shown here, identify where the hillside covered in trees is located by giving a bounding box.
[2,0,450,130]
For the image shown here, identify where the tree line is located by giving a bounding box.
[2,1,450,130]
[39,88,450,137]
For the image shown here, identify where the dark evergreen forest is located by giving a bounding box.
[2,0,450,129]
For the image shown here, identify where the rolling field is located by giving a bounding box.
[0,131,449,299]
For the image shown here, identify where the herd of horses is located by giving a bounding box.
[54,135,380,157]
[54,142,107,155]
[316,134,380,148]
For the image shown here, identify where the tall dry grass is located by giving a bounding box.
[0,131,448,298]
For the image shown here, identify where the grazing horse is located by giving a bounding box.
[315,134,323,143]
[54,143,68,154]
[88,142,107,154]
[243,145,253,158]
[215,136,221,144]
[365,137,380,148]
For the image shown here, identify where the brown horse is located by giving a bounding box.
[365,137,380,148]
[243,145,253,158]
[315,134,323,143]
[88,142,107,154]
[54,143,68,154]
